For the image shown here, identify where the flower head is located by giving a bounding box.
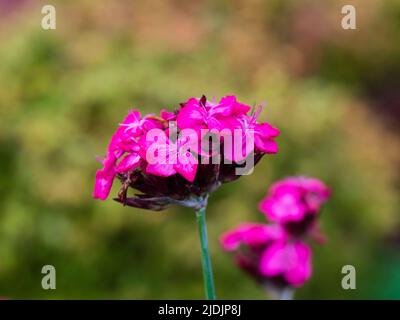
[94,95,279,210]
[220,176,330,294]
[259,176,330,236]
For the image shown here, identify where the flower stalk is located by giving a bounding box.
[279,287,294,300]
[195,203,216,300]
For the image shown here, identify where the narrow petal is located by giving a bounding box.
[284,242,312,286]
[146,162,176,177]
[255,122,280,138]
[260,241,312,287]
[174,152,198,182]
[254,135,279,154]
[210,96,235,117]
[115,153,141,173]
[160,109,177,121]
[93,152,117,200]
[220,229,245,251]
[177,100,206,130]
[259,241,288,276]
[259,194,307,223]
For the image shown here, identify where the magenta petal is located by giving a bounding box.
[254,135,278,153]
[233,101,251,115]
[219,95,251,115]
[208,116,241,132]
[120,111,143,136]
[93,152,117,200]
[255,122,280,138]
[160,109,176,121]
[93,163,116,200]
[141,118,163,132]
[220,228,246,251]
[283,242,312,286]
[220,223,260,251]
[93,169,115,200]
[242,225,286,247]
[217,95,251,116]
[259,241,288,276]
[259,194,306,223]
[174,153,198,182]
[220,234,242,251]
[259,241,312,287]
[210,96,235,117]
[177,102,206,130]
[145,162,176,177]
[115,153,141,173]
[108,111,142,153]
[121,111,141,127]
[220,223,286,251]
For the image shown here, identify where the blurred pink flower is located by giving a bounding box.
[220,223,312,288]
[259,176,330,236]
[220,176,330,295]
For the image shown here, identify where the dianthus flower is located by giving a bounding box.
[94,95,279,299]
[259,177,330,237]
[94,96,279,209]
[221,177,330,299]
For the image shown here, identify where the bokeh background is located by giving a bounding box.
[0,0,399,299]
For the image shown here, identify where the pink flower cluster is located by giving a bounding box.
[220,177,330,289]
[93,95,279,209]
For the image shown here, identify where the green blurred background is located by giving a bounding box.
[0,0,399,299]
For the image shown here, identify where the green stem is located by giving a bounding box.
[195,206,216,300]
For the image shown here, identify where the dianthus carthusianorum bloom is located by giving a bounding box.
[259,177,330,237]
[94,95,279,210]
[221,176,330,299]
[94,95,279,299]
